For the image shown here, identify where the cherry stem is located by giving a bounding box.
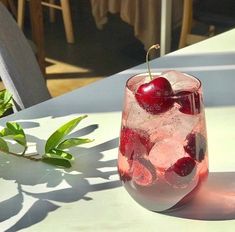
[146,44,160,80]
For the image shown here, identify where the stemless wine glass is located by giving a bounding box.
[117,70,208,212]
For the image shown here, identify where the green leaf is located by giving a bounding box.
[0,107,6,117]
[3,90,12,104]
[2,102,12,110]
[0,102,12,113]
[0,90,13,117]
[0,137,9,153]
[44,149,74,161]
[0,89,12,103]
[45,115,87,153]
[0,127,10,137]
[57,138,94,150]
[0,122,26,147]
[42,157,71,168]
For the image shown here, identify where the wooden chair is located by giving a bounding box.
[0,0,16,16]
[17,0,75,43]
[1,0,46,76]
[179,0,215,49]
[0,2,51,110]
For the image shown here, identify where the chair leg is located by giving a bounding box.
[60,0,74,43]
[29,0,46,76]
[17,0,25,29]
[49,0,56,22]
[179,0,193,49]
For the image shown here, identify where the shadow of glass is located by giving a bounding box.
[164,172,235,220]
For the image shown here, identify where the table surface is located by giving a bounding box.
[1,29,235,231]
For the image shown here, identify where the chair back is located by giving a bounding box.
[0,2,51,110]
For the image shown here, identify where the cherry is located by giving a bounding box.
[184,133,207,162]
[118,166,132,182]
[132,158,156,186]
[165,157,196,187]
[118,151,132,182]
[171,157,196,176]
[119,127,153,160]
[135,77,174,114]
[175,91,201,115]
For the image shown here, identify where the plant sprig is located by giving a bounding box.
[0,89,13,117]
[0,115,94,168]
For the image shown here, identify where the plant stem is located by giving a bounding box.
[0,148,42,161]
[21,146,28,155]
[146,44,160,81]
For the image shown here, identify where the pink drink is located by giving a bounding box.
[118,71,208,212]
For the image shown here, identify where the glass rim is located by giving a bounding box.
[126,72,202,99]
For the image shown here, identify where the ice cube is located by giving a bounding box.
[148,104,200,144]
[148,106,200,171]
[170,105,200,139]
[148,136,186,170]
[161,70,200,93]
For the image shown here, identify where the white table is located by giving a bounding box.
[1,29,235,231]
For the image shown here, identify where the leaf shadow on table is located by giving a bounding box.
[0,126,121,231]
[163,172,235,221]
[15,121,40,129]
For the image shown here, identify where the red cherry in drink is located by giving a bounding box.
[184,132,207,162]
[175,91,201,115]
[118,165,132,182]
[119,127,153,160]
[171,157,196,177]
[135,77,174,114]
[118,151,132,182]
[165,157,196,187]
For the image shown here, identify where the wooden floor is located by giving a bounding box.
[46,77,103,97]
[44,57,103,97]
[0,59,103,97]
